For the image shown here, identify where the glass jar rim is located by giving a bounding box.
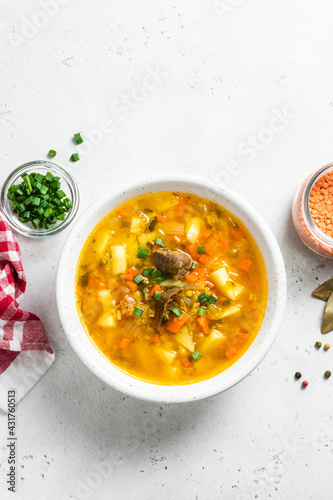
[303,162,333,248]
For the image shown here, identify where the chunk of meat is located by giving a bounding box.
[153,248,191,280]
[155,287,182,327]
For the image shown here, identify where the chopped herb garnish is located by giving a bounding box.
[150,268,167,284]
[48,150,57,157]
[154,291,162,301]
[74,133,84,144]
[7,171,72,230]
[198,307,207,316]
[198,293,217,305]
[155,238,164,247]
[143,268,151,276]
[190,262,197,270]
[170,307,182,317]
[137,248,149,259]
[70,153,80,162]
[206,295,217,305]
[133,275,143,285]
[133,307,143,317]
[192,350,202,361]
[198,246,205,254]
[198,293,209,303]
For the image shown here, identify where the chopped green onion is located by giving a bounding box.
[198,307,207,316]
[56,190,66,199]
[170,307,182,317]
[153,291,162,300]
[198,246,205,254]
[35,173,44,183]
[21,174,32,193]
[73,133,84,144]
[44,208,53,219]
[155,238,164,247]
[191,350,202,361]
[143,268,151,276]
[31,197,40,207]
[150,268,167,284]
[206,295,217,305]
[70,153,80,162]
[48,150,57,157]
[190,262,197,270]
[6,170,72,230]
[31,218,41,229]
[133,307,143,317]
[198,293,209,303]
[45,172,54,182]
[137,248,149,259]
[133,275,143,285]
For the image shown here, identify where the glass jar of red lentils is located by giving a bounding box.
[292,162,333,258]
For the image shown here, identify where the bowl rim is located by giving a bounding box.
[0,160,80,238]
[56,173,287,403]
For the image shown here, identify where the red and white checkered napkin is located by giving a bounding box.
[0,211,55,412]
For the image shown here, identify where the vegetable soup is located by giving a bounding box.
[75,192,267,385]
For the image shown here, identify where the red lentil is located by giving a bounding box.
[292,165,333,258]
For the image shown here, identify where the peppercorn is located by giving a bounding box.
[324,343,331,351]
[325,370,331,378]
[315,341,322,348]
[302,380,308,388]
[295,372,302,379]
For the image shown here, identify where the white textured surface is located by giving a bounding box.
[1,1,333,499]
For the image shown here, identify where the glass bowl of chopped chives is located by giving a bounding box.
[0,160,79,238]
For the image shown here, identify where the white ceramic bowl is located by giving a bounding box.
[57,174,286,403]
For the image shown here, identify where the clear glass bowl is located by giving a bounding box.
[0,161,80,238]
[292,162,333,258]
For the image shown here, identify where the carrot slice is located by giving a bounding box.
[220,238,231,250]
[121,267,138,280]
[225,347,238,359]
[127,281,138,292]
[152,334,161,343]
[120,273,133,281]
[238,258,252,272]
[238,332,248,341]
[120,337,130,349]
[167,313,189,333]
[199,254,210,265]
[201,228,212,239]
[233,229,244,241]
[149,284,162,296]
[196,316,210,335]
[205,241,219,256]
[197,267,205,280]
[185,272,199,283]
[176,197,189,217]
[176,204,184,217]
[181,357,191,367]
[157,215,167,222]
[188,245,200,259]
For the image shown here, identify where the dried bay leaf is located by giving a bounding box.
[313,278,333,302]
[321,292,333,334]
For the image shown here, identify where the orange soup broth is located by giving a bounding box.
[75,192,268,385]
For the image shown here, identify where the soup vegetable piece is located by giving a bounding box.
[76,192,268,385]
